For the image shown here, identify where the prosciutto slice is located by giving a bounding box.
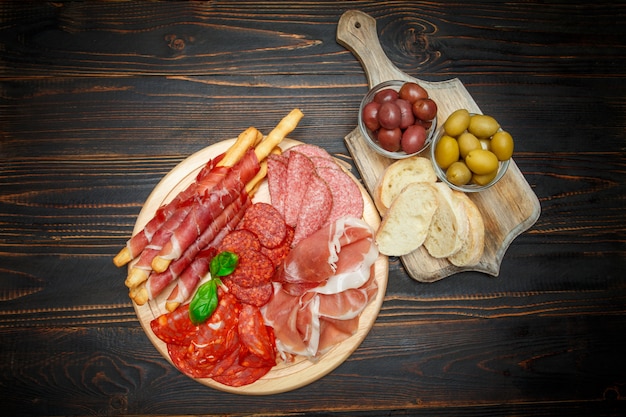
[144,192,250,300]
[261,217,379,359]
[123,153,225,260]
[155,149,260,263]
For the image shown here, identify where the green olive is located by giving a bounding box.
[468,114,500,139]
[443,109,471,137]
[434,135,460,169]
[465,149,499,175]
[457,132,481,159]
[472,169,498,186]
[446,161,472,186]
[490,131,514,161]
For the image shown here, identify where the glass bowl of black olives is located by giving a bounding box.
[359,80,438,159]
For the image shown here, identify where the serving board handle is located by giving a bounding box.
[337,10,409,87]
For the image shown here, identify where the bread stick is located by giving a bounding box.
[254,109,303,162]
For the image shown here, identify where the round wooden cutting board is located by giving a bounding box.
[131,138,388,395]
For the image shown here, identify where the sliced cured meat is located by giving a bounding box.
[238,304,276,365]
[292,172,333,247]
[212,357,273,387]
[310,156,341,171]
[225,280,273,307]
[266,154,288,216]
[146,193,249,301]
[261,217,379,360]
[260,225,294,268]
[227,249,275,288]
[218,229,262,254]
[316,316,360,356]
[278,217,378,294]
[315,167,364,224]
[155,149,260,263]
[261,283,315,357]
[238,202,287,249]
[283,151,315,227]
[150,303,198,346]
[124,153,225,260]
[285,143,334,160]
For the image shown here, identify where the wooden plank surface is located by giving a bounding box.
[1,1,626,416]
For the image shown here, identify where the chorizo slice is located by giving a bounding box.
[212,362,273,387]
[261,225,294,268]
[150,303,197,346]
[237,304,276,365]
[225,281,273,307]
[227,249,275,288]
[218,229,262,254]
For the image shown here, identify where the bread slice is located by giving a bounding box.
[375,182,438,256]
[374,156,437,215]
[448,191,485,266]
[423,183,469,258]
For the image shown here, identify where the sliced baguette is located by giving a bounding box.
[375,182,438,256]
[448,191,485,266]
[423,182,469,258]
[374,156,437,215]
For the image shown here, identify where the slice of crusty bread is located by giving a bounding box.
[374,156,437,215]
[375,182,438,256]
[448,191,485,266]
[423,183,469,258]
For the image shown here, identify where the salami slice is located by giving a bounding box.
[310,156,342,171]
[225,280,273,307]
[218,229,262,254]
[283,151,315,227]
[238,202,287,249]
[292,172,333,247]
[315,167,364,222]
[285,143,333,160]
[267,154,288,216]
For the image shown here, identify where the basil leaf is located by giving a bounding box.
[210,251,239,277]
[188,278,220,325]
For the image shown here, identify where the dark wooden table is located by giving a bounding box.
[2,1,625,416]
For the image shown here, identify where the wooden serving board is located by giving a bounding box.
[132,138,388,394]
[337,10,541,282]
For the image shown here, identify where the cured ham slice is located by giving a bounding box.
[145,193,252,302]
[123,153,225,260]
[144,192,250,301]
[154,149,260,264]
[277,217,378,294]
[261,217,379,360]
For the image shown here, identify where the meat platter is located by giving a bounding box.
[338,10,541,281]
[132,138,388,394]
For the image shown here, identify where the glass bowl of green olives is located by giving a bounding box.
[359,80,438,159]
[430,109,513,192]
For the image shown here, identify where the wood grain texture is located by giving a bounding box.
[1,1,626,416]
